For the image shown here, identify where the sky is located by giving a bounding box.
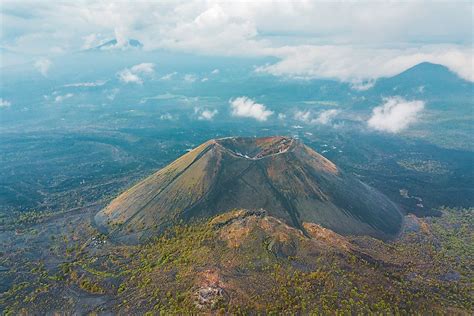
[1,0,473,82]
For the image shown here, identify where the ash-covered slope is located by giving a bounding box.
[95,136,402,242]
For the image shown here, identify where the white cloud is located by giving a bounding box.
[278,113,286,120]
[211,68,220,74]
[350,80,376,91]
[159,113,174,120]
[257,45,474,83]
[2,2,473,82]
[106,88,119,101]
[160,72,177,80]
[63,80,107,87]
[294,109,340,124]
[81,33,106,50]
[157,4,260,56]
[184,74,198,83]
[130,63,154,74]
[315,109,340,125]
[196,108,218,120]
[294,110,312,123]
[54,93,74,103]
[4,2,471,54]
[229,96,273,121]
[368,97,425,133]
[118,70,142,84]
[0,98,12,108]
[118,63,155,84]
[140,93,181,103]
[34,58,52,76]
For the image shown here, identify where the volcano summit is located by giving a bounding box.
[95,136,403,242]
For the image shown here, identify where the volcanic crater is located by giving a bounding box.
[95,136,403,243]
[215,136,295,160]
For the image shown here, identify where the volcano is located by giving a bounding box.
[95,136,403,242]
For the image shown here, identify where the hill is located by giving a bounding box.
[95,136,403,242]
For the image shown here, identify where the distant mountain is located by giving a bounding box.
[90,38,143,51]
[373,62,471,96]
[95,136,403,242]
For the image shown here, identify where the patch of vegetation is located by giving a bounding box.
[0,210,55,229]
[2,208,472,314]
[397,159,448,174]
[106,209,474,314]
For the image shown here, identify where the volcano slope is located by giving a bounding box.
[95,136,403,242]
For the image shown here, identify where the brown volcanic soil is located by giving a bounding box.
[95,136,403,242]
